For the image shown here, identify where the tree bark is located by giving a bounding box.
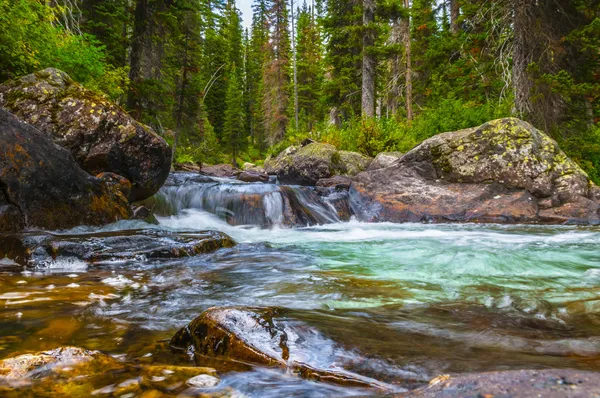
[450,0,459,35]
[127,0,148,119]
[362,0,376,118]
[512,0,534,118]
[402,0,413,124]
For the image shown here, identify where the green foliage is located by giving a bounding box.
[0,0,126,99]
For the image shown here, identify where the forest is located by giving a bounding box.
[1,0,598,179]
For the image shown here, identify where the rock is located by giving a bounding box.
[0,346,219,395]
[131,205,158,224]
[405,369,600,397]
[338,151,372,176]
[241,162,265,174]
[316,176,353,190]
[186,374,220,388]
[174,162,201,173]
[367,151,403,171]
[265,142,372,186]
[0,229,236,266]
[0,109,131,231]
[97,172,132,199]
[237,171,270,183]
[0,347,121,385]
[351,118,600,224]
[170,307,395,391]
[201,164,241,178]
[0,68,171,201]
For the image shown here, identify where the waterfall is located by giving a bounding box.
[149,173,350,228]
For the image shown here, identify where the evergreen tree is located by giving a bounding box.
[296,2,324,131]
[223,69,247,166]
[263,0,292,145]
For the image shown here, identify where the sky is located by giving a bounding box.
[237,0,253,29]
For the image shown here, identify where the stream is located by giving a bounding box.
[1,173,600,397]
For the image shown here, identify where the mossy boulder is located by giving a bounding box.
[265,142,372,185]
[351,118,600,224]
[0,68,171,201]
[0,109,130,232]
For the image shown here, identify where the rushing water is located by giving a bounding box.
[1,174,600,396]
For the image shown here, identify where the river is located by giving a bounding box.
[1,173,600,396]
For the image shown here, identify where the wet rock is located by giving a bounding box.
[170,307,394,391]
[131,205,159,224]
[237,171,270,183]
[0,347,120,385]
[351,118,600,224]
[186,374,220,388]
[0,68,172,201]
[0,229,236,266]
[405,369,600,397]
[0,346,219,396]
[97,172,132,199]
[316,176,353,190]
[367,151,403,171]
[0,109,131,231]
[201,164,241,178]
[265,143,372,186]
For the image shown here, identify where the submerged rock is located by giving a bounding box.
[0,68,171,201]
[351,118,600,224]
[170,307,395,391]
[0,347,219,396]
[0,229,236,266]
[0,109,131,231]
[406,369,600,397]
[265,143,372,186]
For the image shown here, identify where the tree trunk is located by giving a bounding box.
[450,0,459,35]
[362,0,376,118]
[402,0,413,124]
[127,0,148,119]
[291,0,299,130]
[512,0,534,118]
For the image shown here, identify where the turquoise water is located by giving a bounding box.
[2,180,600,396]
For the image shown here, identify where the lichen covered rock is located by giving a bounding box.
[0,109,131,231]
[367,152,403,171]
[265,142,372,185]
[351,118,600,224]
[0,68,171,201]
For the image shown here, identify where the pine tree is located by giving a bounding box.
[263,0,292,146]
[322,0,362,124]
[296,2,324,131]
[247,0,270,153]
[223,69,247,166]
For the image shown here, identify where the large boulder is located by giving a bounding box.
[0,109,130,231]
[170,307,395,391]
[265,142,372,185]
[351,118,600,224]
[0,68,171,201]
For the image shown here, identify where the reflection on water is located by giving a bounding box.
[1,175,600,396]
